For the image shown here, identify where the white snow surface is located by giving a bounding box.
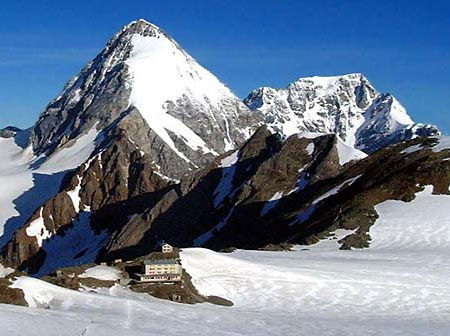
[0,136,34,238]
[371,185,450,250]
[2,186,450,335]
[79,265,122,281]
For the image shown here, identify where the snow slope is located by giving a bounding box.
[1,185,449,335]
[126,33,225,161]
[0,136,34,238]
[35,211,109,277]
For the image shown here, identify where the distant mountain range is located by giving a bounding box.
[0,19,447,276]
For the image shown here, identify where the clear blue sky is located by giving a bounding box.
[1,0,449,133]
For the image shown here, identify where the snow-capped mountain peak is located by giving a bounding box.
[123,21,240,161]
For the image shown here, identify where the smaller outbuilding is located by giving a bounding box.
[162,243,174,254]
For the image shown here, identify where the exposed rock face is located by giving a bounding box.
[31,19,257,179]
[244,73,440,153]
[0,276,27,306]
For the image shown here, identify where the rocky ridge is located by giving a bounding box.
[103,131,450,260]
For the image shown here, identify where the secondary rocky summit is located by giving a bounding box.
[244,73,439,153]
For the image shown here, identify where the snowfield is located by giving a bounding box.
[1,186,450,335]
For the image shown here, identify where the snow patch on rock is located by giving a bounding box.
[213,150,240,207]
[25,208,52,247]
[67,180,82,213]
[0,264,14,278]
[261,192,283,216]
[313,175,362,205]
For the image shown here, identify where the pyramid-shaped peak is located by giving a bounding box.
[109,19,166,42]
[31,17,255,178]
